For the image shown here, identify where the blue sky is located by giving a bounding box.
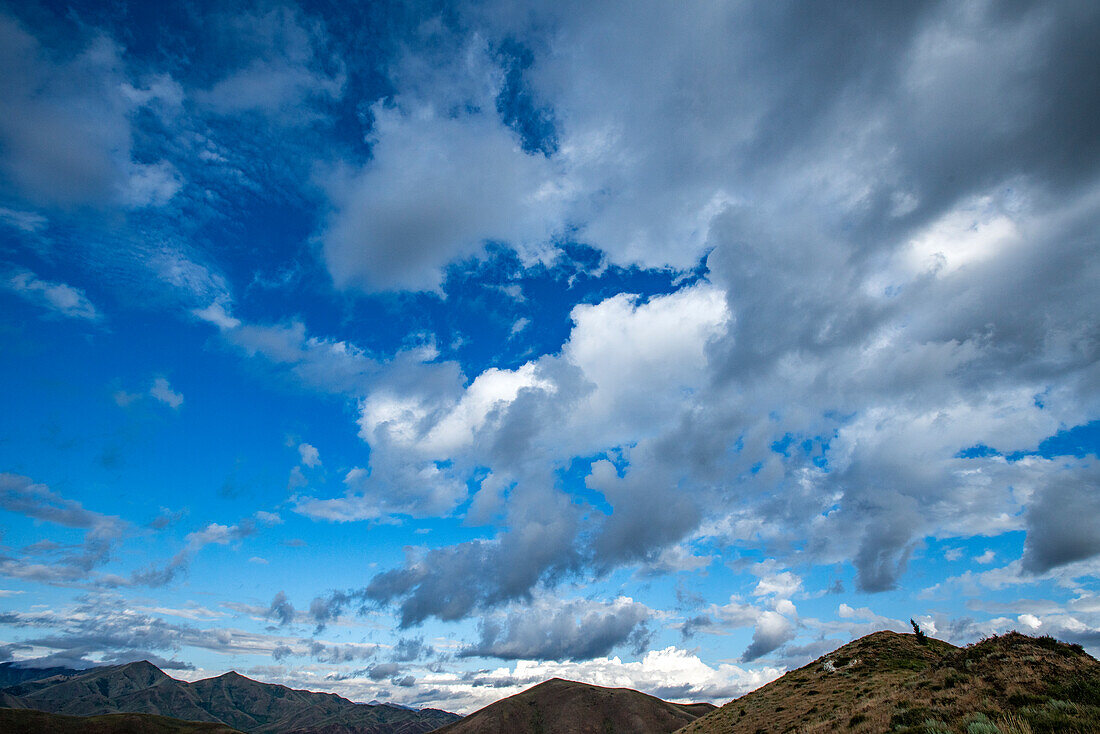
[2,0,1100,715]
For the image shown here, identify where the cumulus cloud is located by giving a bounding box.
[1022,464,1100,573]
[461,597,651,661]
[741,611,796,663]
[0,12,181,209]
[318,32,563,293]
[5,0,1099,699]
[426,646,781,713]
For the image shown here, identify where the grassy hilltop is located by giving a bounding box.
[676,631,1100,734]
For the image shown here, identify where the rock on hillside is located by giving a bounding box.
[433,677,715,734]
[675,630,1100,734]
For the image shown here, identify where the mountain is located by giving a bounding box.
[0,706,242,733]
[0,661,459,734]
[0,662,87,689]
[432,677,716,734]
[675,630,1100,734]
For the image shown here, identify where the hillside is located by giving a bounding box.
[0,706,242,733]
[0,661,458,734]
[675,630,1100,734]
[432,677,716,734]
[0,662,86,689]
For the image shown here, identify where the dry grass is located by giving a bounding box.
[675,631,1100,734]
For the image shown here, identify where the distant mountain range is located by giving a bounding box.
[0,660,458,733]
[3,630,1098,734]
[432,677,715,734]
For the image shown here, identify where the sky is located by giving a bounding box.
[1,0,1099,716]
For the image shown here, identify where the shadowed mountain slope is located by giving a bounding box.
[0,662,86,689]
[432,677,716,734]
[1,661,458,734]
[0,706,242,733]
[675,630,1100,734]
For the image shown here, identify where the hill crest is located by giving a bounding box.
[676,630,1100,734]
[434,675,715,734]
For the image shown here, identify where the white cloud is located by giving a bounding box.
[408,646,779,714]
[125,160,182,208]
[298,443,320,468]
[1018,613,1042,630]
[752,570,803,599]
[5,270,100,321]
[149,377,184,409]
[0,207,47,232]
[192,302,241,330]
[360,363,554,456]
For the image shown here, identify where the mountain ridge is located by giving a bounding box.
[1,660,458,734]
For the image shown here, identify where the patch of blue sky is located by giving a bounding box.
[956,419,1100,462]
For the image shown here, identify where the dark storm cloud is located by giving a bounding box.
[1022,465,1100,573]
[363,484,581,626]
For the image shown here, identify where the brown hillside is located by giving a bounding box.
[432,677,715,734]
[675,630,1100,734]
[0,706,242,733]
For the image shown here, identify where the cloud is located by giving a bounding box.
[752,570,803,599]
[741,611,796,663]
[391,637,433,663]
[0,12,180,209]
[460,597,651,661]
[438,646,781,713]
[267,592,296,626]
[149,377,184,409]
[318,31,564,293]
[130,516,260,588]
[1022,464,1100,573]
[3,593,308,666]
[5,270,100,321]
[202,315,380,396]
[0,474,125,585]
[298,443,320,468]
[194,6,344,119]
